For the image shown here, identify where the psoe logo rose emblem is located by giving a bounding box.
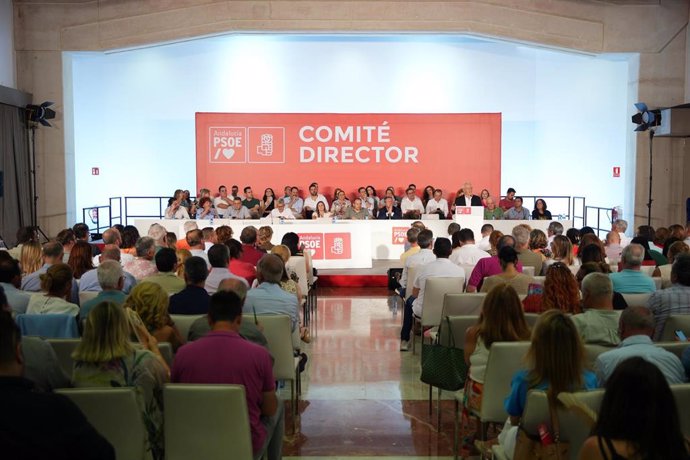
[209,127,246,163]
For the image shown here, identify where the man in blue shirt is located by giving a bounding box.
[80,260,128,319]
[595,306,686,385]
[0,256,31,314]
[609,243,656,294]
[21,241,80,305]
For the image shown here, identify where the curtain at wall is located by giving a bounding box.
[0,103,32,247]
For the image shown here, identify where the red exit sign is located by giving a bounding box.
[91,167,99,175]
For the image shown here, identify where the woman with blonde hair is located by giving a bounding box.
[66,240,94,280]
[270,244,309,342]
[542,234,574,274]
[487,230,504,256]
[523,262,581,314]
[175,248,192,278]
[26,263,79,316]
[72,301,168,460]
[123,282,185,351]
[499,310,598,457]
[528,229,549,260]
[19,241,42,277]
[257,226,274,252]
[462,285,531,452]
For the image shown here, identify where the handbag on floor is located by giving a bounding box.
[420,316,467,391]
[513,393,569,460]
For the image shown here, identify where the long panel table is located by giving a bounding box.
[134,218,572,269]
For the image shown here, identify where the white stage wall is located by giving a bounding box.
[63,35,634,225]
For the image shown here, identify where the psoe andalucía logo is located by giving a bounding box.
[208,127,246,163]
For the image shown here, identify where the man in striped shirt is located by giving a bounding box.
[648,253,690,340]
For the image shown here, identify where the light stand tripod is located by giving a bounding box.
[27,124,49,242]
[646,129,655,227]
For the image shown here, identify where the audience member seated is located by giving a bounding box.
[164,196,190,219]
[257,226,275,252]
[399,187,424,219]
[239,226,266,266]
[477,224,493,251]
[512,224,543,275]
[604,231,622,264]
[0,255,31,314]
[498,187,516,211]
[311,200,331,219]
[21,241,78,306]
[0,311,115,459]
[454,181,482,207]
[522,262,581,314]
[541,234,574,275]
[504,196,530,220]
[376,196,402,219]
[579,357,690,460]
[80,260,127,319]
[481,246,535,295]
[531,198,552,220]
[124,282,185,352]
[79,246,136,294]
[286,186,304,217]
[72,301,168,460]
[57,228,76,263]
[94,227,134,267]
[528,229,549,263]
[201,226,217,252]
[227,197,252,219]
[344,197,370,220]
[400,228,421,263]
[462,285,531,451]
[652,227,669,253]
[19,240,42,277]
[270,245,303,301]
[466,235,523,292]
[241,186,261,218]
[449,228,490,265]
[281,232,304,257]
[648,253,690,340]
[571,273,621,346]
[399,229,435,297]
[142,247,185,295]
[425,188,449,219]
[546,221,564,244]
[331,189,351,219]
[576,262,628,311]
[228,239,258,286]
[185,229,210,269]
[613,218,632,247]
[73,222,101,257]
[7,225,38,260]
[270,198,295,220]
[400,238,464,351]
[302,182,329,218]
[172,290,283,460]
[66,241,94,281]
[594,307,686,386]
[195,196,218,220]
[169,256,211,316]
[122,236,158,281]
[631,235,666,267]
[483,197,504,220]
[655,240,689,288]
[609,244,656,294]
[120,225,140,255]
[243,254,299,334]
[205,244,249,294]
[486,230,504,256]
[26,264,79,316]
[213,185,232,217]
[498,310,597,458]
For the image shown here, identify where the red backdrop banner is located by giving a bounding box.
[195,113,501,200]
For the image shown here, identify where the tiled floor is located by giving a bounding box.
[281,287,459,458]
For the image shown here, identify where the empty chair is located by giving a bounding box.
[522,266,535,277]
[656,341,689,359]
[620,292,651,307]
[164,384,252,460]
[671,384,690,439]
[170,314,204,341]
[660,315,690,342]
[56,387,147,460]
[79,291,99,305]
[404,265,420,302]
[412,276,465,354]
[16,314,79,338]
[584,343,616,368]
[442,293,485,317]
[46,338,81,377]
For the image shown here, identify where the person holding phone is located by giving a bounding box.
[594,306,686,385]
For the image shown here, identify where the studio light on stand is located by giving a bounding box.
[631,102,661,227]
[25,101,56,241]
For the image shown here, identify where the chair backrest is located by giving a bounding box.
[478,341,531,423]
[164,384,252,460]
[303,249,315,285]
[524,313,540,328]
[287,256,308,304]
[254,314,296,381]
[438,315,480,348]
[420,277,465,327]
[656,341,688,358]
[170,314,205,342]
[639,265,655,276]
[671,384,690,439]
[568,265,580,275]
[405,265,420,301]
[660,315,690,342]
[16,314,79,338]
[157,342,174,366]
[442,293,485,317]
[79,291,99,305]
[46,338,81,377]
[521,389,605,460]
[620,293,651,307]
[532,276,545,286]
[584,344,616,368]
[459,264,476,286]
[522,266,535,277]
[56,387,147,460]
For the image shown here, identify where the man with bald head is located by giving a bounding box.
[93,227,133,267]
[595,306,685,385]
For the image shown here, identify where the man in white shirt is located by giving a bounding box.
[286,187,304,217]
[205,244,249,294]
[399,229,435,293]
[303,182,329,218]
[547,221,564,245]
[213,185,233,218]
[449,229,491,265]
[477,224,493,251]
[270,198,295,220]
[226,197,252,219]
[613,219,632,247]
[400,237,465,351]
[186,229,211,268]
[425,189,449,218]
[400,187,424,219]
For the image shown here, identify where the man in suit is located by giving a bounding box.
[453,181,482,208]
[377,196,402,219]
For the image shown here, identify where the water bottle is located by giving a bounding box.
[280,216,284,224]
[210,215,214,226]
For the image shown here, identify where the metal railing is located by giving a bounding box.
[584,205,614,238]
[81,205,112,238]
[572,196,586,229]
[513,195,573,220]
